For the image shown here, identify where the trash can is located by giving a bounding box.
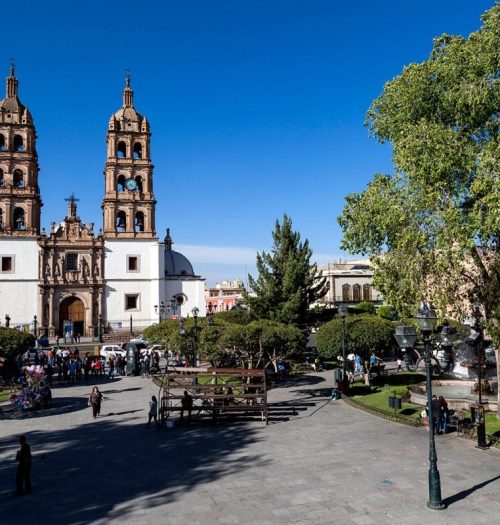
[333,368,342,384]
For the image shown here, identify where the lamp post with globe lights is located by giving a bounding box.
[338,305,348,394]
[394,303,446,511]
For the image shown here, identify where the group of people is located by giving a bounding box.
[421,395,450,434]
[16,349,128,387]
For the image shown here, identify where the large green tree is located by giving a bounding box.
[339,5,499,319]
[338,5,500,411]
[244,214,326,326]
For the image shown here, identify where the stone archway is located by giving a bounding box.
[59,296,85,338]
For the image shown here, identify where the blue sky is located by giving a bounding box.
[2,0,494,285]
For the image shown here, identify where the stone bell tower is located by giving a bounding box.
[0,65,42,236]
[102,74,156,238]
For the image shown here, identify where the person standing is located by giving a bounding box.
[180,391,193,421]
[15,435,31,496]
[88,386,104,419]
[439,396,449,434]
[107,357,115,380]
[431,395,442,435]
[147,395,158,427]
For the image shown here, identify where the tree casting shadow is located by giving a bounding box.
[0,414,266,525]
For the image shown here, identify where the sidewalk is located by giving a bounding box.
[1,371,499,525]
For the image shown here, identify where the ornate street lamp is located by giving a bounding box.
[170,297,178,317]
[154,301,165,323]
[395,302,445,510]
[192,306,199,366]
[98,313,103,343]
[440,325,457,373]
[338,305,348,394]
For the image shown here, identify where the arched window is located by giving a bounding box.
[13,169,24,188]
[117,141,127,158]
[133,142,142,159]
[13,135,24,152]
[342,284,351,302]
[134,211,145,232]
[363,284,372,301]
[0,134,5,151]
[13,208,25,230]
[116,210,127,232]
[117,174,126,192]
[353,284,361,302]
[0,168,3,187]
[135,176,143,192]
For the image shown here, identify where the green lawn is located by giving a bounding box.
[348,372,426,421]
[0,390,10,403]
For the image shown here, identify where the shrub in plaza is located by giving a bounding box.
[0,327,35,363]
[316,314,395,384]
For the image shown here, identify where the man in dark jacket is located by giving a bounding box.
[15,435,32,495]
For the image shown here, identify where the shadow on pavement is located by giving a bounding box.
[0,396,88,420]
[0,416,266,525]
[443,473,500,507]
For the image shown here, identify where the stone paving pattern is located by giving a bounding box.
[1,371,500,525]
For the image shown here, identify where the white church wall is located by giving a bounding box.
[165,279,206,318]
[104,239,159,328]
[0,238,39,326]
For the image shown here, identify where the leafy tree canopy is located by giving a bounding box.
[244,214,327,326]
[316,315,394,360]
[338,5,500,320]
[0,328,35,361]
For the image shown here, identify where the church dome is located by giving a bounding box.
[163,228,195,277]
[164,249,195,277]
[109,75,145,129]
[0,66,26,115]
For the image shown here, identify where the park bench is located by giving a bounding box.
[159,367,268,424]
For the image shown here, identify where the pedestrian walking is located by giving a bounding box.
[14,435,31,496]
[396,357,403,373]
[88,386,104,419]
[147,395,158,427]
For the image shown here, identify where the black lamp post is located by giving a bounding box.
[338,305,348,394]
[33,315,38,338]
[440,325,457,373]
[192,306,199,367]
[467,321,488,449]
[5,314,10,328]
[171,297,178,317]
[154,301,165,323]
[395,303,445,511]
[98,313,103,343]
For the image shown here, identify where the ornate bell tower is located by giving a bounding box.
[102,75,156,238]
[0,65,42,236]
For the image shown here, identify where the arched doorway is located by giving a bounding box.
[59,296,85,337]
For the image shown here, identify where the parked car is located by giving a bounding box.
[100,345,126,358]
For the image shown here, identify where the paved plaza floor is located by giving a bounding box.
[1,371,500,525]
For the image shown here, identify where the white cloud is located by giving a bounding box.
[175,244,258,265]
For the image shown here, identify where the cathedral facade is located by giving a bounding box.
[0,67,206,337]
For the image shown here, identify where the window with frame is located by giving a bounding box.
[66,253,78,271]
[127,255,139,272]
[1,256,13,273]
[125,294,139,310]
